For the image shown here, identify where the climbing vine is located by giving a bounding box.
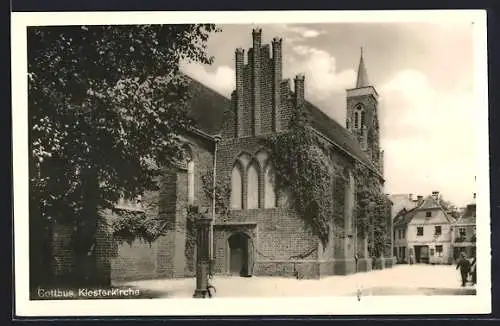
[353,163,392,257]
[267,108,340,246]
[108,208,165,246]
[108,189,166,245]
[201,171,231,217]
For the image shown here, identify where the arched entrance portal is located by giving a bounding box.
[227,232,253,277]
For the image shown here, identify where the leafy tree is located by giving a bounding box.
[28,24,219,288]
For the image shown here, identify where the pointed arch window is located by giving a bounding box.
[182,147,195,205]
[230,163,243,210]
[187,159,195,205]
[354,103,365,129]
[264,163,276,208]
[247,162,260,209]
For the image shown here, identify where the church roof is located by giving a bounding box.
[184,76,379,175]
[304,100,380,174]
[185,76,232,135]
[356,48,371,88]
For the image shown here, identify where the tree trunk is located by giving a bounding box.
[71,167,110,287]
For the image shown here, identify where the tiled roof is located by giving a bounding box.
[417,195,444,210]
[394,206,419,227]
[185,76,232,135]
[455,204,476,226]
[304,101,380,174]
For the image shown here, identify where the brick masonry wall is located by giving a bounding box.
[50,223,74,280]
[214,131,362,278]
[109,132,214,281]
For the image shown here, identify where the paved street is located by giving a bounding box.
[114,264,476,298]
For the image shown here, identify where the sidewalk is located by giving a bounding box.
[115,264,475,298]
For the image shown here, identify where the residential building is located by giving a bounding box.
[392,191,455,265]
[451,197,476,260]
[389,193,421,220]
[406,191,455,264]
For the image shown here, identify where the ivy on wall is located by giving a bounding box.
[201,171,231,217]
[107,209,164,246]
[353,162,392,257]
[266,106,392,253]
[108,188,166,245]
[266,108,342,246]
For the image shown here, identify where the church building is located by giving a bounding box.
[106,28,393,281]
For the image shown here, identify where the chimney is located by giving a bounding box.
[294,74,305,108]
[432,191,440,201]
[408,193,413,201]
[252,28,262,136]
[272,37,283,132]
[417,195,423,202]
[235,48,245,138]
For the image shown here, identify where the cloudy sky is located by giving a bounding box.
[181,22,478,207]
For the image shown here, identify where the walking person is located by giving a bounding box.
[456,252,471,287]
[470,255,477,285]
[354,253,359,273]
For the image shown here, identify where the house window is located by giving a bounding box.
[417,227,424,236]
[230,163,243,210]
[459,227,466,237]
[264,163,276,208]
[426,211,432,217]
[430,248,435,256]
[435,226,442,236]
[354,112,359,129]
[435,245,443,257]
[247,162,260,209]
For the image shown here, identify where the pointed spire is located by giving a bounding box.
[356,47,371,88]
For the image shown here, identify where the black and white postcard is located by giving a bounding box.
[11,10,490,317]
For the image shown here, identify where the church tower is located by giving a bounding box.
[346,48,384,174]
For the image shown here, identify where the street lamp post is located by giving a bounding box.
[193,211,214,298]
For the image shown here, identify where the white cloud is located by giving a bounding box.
[379,69,476,205]
[279,24,326,39]
[283,45,356,123]
[180,61,235,97]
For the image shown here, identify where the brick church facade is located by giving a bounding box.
[108,28,393,281]
[47,28,394,283]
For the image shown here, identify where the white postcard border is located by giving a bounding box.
[12,10,491,317]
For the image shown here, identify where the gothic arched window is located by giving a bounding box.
[247,162,260,209]
[187,159,195,205]
[230,163,243,210]
[182,147,195,205]
[354,103,364,129]
[264,163,276,208]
